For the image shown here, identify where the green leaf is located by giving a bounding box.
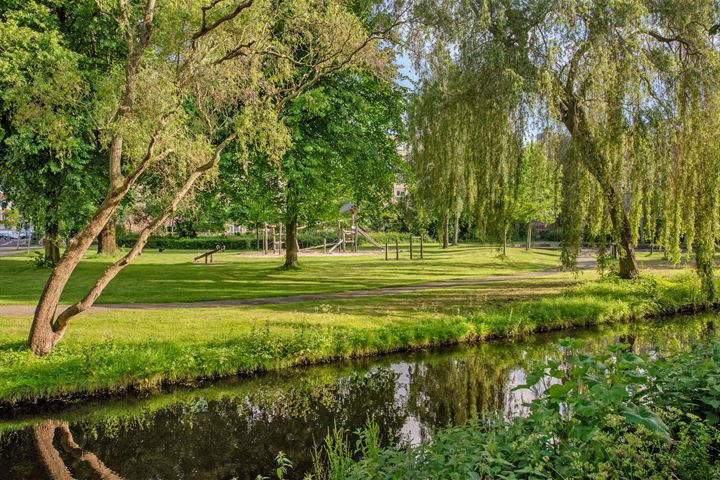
[623,405,671,441]
[546,381,576,400]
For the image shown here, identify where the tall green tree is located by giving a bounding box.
[0,3,107,262]
[20,0,398,356]
[514,141,561,250]
[273,69,405,268]
[409,0,720,283]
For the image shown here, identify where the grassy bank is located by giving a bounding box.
[0,272,712,406]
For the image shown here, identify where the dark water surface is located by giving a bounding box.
[1,314,718,479]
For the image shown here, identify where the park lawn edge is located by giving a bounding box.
[0,272,714,408]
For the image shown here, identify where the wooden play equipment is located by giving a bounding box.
[299,204,382,254]
[194,245,225,264]
[385,235,424,261]
[262,223,284,255]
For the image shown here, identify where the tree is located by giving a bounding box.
[409,67,473,249]
[409,0,720,281]
[0,3,105,263]
[409,54,526,253]
[22,0,399,355]
[276,69,405,268]
[514,141,561,250]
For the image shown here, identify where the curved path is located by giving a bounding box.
[0,258,595,317]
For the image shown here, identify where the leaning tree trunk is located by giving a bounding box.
[44,218,61,264]
[29,200,122,355]
[442,212,449,249]
[28,130,171,355]
[27,133,231,356]
[283,213,300,269]
[97,219,118,255]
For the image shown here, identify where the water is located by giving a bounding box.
[1,314,717,479]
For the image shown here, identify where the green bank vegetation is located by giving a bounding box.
[315,337,720,480]
[0,269,713,406]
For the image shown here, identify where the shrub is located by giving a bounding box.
[320,339,720,479]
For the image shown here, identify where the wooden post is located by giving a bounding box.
[420,236,424,259]
[385,242,388,261]
[323,238,327,254]
[395,239,399,260]
[410,236,413,260]
[338,221,342,251]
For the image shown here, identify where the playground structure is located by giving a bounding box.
[308,204,382,254]
[262,223,284,255]
[194,245,225,264]
[260,204,384,255]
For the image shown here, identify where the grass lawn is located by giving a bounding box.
[0,262,710,405]
[0,245,567,305]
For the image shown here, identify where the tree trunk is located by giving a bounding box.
[617,234,640,278]
[453,214,460,246]
[502,226,508,256]
[97,219,117,255]
[29,210,113,355]
[283,213,300,269]
[44,219,61,264]
[560,97,639,279]
[442,212,449,249]
[526,222,532,251]
[255,222,260,250]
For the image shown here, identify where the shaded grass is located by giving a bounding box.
[0,271,711,406]
[0,245,566,305]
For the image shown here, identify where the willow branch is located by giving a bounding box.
[193,0,254,47]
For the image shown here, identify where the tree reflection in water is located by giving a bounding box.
[33,420,122,480]
[1,314,717,479]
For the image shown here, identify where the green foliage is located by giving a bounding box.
[0,1,106,238]
[29,251,57,269]
[410,0,720,283]
[341,339,720,479]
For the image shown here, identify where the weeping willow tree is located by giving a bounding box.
[409,44,529,251]
[409,64,473,248]
[409,0,720,289]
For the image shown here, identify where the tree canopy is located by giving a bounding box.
[407,0,720,289]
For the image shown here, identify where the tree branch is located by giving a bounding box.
[193,0,254,47]
[52,133,237,330]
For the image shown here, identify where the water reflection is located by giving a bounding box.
[1,314,717,479]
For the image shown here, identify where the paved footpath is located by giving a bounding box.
[0,257,595,317]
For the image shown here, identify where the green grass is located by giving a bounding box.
[0,245,566,305]
[0,270,712,405]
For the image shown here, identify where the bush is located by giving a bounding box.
[29,251,56,269]
[118,231,418,251]
[316,339,720,480]
[119,235,258,250]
